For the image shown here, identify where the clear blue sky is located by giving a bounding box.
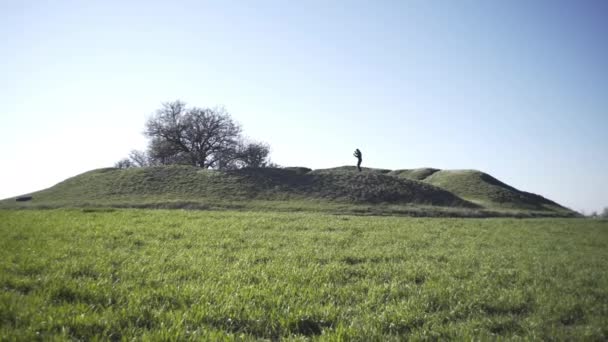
[1,0,606,213]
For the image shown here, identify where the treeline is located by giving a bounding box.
[116,100,274,169]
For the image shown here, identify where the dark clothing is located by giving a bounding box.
[353,149,362,172]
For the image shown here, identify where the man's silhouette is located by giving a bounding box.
[353,148,362,172]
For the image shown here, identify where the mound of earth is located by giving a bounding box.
[4,165,474,208]
[1,165,575,216]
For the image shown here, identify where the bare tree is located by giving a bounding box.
[116,100,273,169]
[128,150,151,167]
[208,140,271,169]
[144,101,242,168]
[115,158,133,169]
[147,137,190,166]
[213,143,239,170]
[236,141,271,168]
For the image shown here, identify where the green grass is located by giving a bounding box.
[0,166,577,217]
[1,209,606,340]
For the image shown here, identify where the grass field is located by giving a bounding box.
[1,209,606,340]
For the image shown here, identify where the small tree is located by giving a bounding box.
[601,207,608,219]
[128,150,152,167]
[115,158,133,169]
[236,141,271,168]
[209,140,272,169]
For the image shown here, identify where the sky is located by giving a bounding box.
[1,0,607,213]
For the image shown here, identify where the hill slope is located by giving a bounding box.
[391,168,570,213]
[422,170,568,211]
[0,165,576,217]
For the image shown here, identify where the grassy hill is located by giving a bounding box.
[389,168,440,181]
[425,170,566,211]
[0,165,576,217]
[390,168,571,213]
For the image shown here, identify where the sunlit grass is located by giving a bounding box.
[1,209,606,340]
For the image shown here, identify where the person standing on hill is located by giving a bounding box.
[353,148,362,172]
